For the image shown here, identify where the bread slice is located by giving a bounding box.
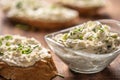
[0,35,58,80]
[6,0,79,29]
[58,0,105,16]
[8,16,79,29]
[0,57,57,80]
[60,5,102,16]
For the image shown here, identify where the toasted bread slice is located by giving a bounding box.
[58,0,105,16]
[8,16,79,29]
[6,0,79,29]
[0,35,57,80]
[0,57,57,80]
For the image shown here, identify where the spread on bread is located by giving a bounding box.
[0,35,51,67]
[7,0,78,22]
[60,0,105,8]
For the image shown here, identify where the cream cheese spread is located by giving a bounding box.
[54,21,120,54]
[0,35,51,67]
[60,0,105,8]
[7,0,78,22]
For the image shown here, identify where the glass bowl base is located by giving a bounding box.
[69,66,105,74]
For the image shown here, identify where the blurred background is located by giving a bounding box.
[0,0,120,42]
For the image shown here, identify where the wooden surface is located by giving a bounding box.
[0,0,120,80]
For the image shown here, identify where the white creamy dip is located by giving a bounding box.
[61,0,105,8]
[0,35,51,67]
[7,0,78,22]
[50,20,120,74]
[54,21,120,54]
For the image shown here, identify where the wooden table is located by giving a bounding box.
[0,0,120,80]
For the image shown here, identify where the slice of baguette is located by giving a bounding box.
[6,0,79,29]
[0,35,58,80]
[0,55,57,80]
[59,5,102,16]
[58,0,105,16]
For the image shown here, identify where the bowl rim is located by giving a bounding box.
[45,19,120,57]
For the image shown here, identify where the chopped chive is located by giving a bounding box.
[16,24,29,31]
[0,41,2,46]
[6,42,11,46]
[79,35,83,40]
[22,48,32,54]
[92,28,96,32]
[17,44,23,50]
[98,27,104,32]
[8,48,11,51]
[16,1,22,9]
[5,35,13,40]
[62,33,68,41]
[0,52,3,56]
[33,45,39,49]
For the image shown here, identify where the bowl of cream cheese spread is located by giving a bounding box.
[45,19,120,74]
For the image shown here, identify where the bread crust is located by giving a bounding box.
[0,57,57,80]
[8,16,79,29]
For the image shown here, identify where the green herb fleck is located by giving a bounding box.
[16,1,22,9]
[111,33,118,38]
[17,44,32,54]
[92,28,96,32]
[8,48,11,51]
[22,48,32,54]
[5,35,13,40]
[33,45,39,49]
[0,40,2,46]
[16,24,29,31]
[6,42,11,46]
[17,44,23,50]
[78,27,83,32]
[99,28,104,32]
[79,35,83,40]
[0,52,3,56]
[87,36,93,40]
[62,33,68,41]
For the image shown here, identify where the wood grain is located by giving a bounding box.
[0,0,120,80]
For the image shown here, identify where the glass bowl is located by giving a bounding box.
[45,19,120,74]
